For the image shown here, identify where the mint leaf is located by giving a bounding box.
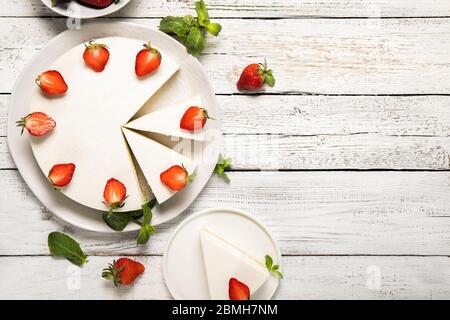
[205,23,221,37]
[102,211,132,231]
[186,27,206,55]
[265,254,283,279]
[196,0,210,26]
[214,153,232,183]
[48,232,88,266]
[136,202,157,245]
[160,16,189,39]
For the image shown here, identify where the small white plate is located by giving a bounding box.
[7,21,221,232]
[163,207,281,300]
[41,0,131,19]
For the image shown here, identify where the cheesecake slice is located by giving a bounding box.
[125,95,206,141]
[200,228,269,300]
[122,128,197,204]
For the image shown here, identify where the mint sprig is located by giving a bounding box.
[214,153,232,183]
[265,255,283,279]
[159,1,221,55]
[48,232,88,266]
[102,198,157,245]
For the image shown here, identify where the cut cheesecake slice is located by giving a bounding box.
[200,228,269,300]
[122,128,197,204]
[125,95,206,141]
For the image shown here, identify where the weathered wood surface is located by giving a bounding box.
[2,18,450,94]
[3,95,450,170]
[1,255,450,299]
[2,171,450,256]
[3,0,450,18]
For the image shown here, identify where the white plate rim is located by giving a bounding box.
[163,207,282,300]
[40,0,132,19]
[7,21,221,233]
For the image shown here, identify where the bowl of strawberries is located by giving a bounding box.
[41,0,131,19]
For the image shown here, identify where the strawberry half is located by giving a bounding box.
[36,70,68,95]
[78,0,117,8]
[180,106,211,131]
[83,40,110,72]
[102,258,145,287]
[160,165,196,191]
[16,112,56,137]
[48,163,76,187]
[236,60,275,91]
[229,278,250,300]
[103,178,127,210]
[135,42,162,77]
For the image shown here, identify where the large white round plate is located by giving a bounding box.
[8,21,221,232]
[163,208,281,300]
[41,0,131,19]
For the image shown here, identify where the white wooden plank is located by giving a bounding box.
[3,95,450,170]
[3,0,450,18]
[2,170,450,256]
[2,18,450,94]
[1,255,449,299]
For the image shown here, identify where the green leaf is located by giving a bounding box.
[183,15,197,29]
[273,270,284,279]
[214,153,232,183]
[48,232,88,266]
[136,202,157,245]
[205,23,222,37]
[51,0,58,7]
[160,16,189,39]
[195,0,210,27]
[102,211,132,231]
[264,69,276,87]
[185,27,206,55]
[265,254,273,270]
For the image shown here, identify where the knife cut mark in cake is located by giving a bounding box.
[199,227,269,300]
[122,127,197,204]
[27,36,181,211]
[125,95,209,141]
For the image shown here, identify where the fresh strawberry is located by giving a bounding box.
[236,60,275,91]
[160,165,196,191]
[83,41,110,72]
[35,70,68,95]
[103,178,127,210]
[229,278,250,300]
[78,0,117,8]
[48,163,76,187]
[135,42,162,77]
[180,106,212,131]
[16,112,56,137]
[102,258,145,287]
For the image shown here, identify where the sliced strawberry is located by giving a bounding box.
[16,112,56,137]
[160,165,196,191]
[36,70,68,95]
[83,41,110,72]
[180,106,211,131]
[135,42,162,77]
[102,258,145,287]
[78,0,116,8]
[103,178,127,210]
[48,163,76,187]
[229,278,250,300]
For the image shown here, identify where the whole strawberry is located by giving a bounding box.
[102,258,145,287]
[36,70,68,95]
[135,42,162,77]
[83,41,110,72]
[16,112,56,137]
[78,0,118,8]
[236,60,275,91]
[180,106,211,131]
[160,165,196,191]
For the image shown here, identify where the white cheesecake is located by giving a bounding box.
[125,95,206,141]
[29,36,179,211]
[200,228,269,300]
[122,128,197,204]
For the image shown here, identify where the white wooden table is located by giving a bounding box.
[1,0,450,299]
